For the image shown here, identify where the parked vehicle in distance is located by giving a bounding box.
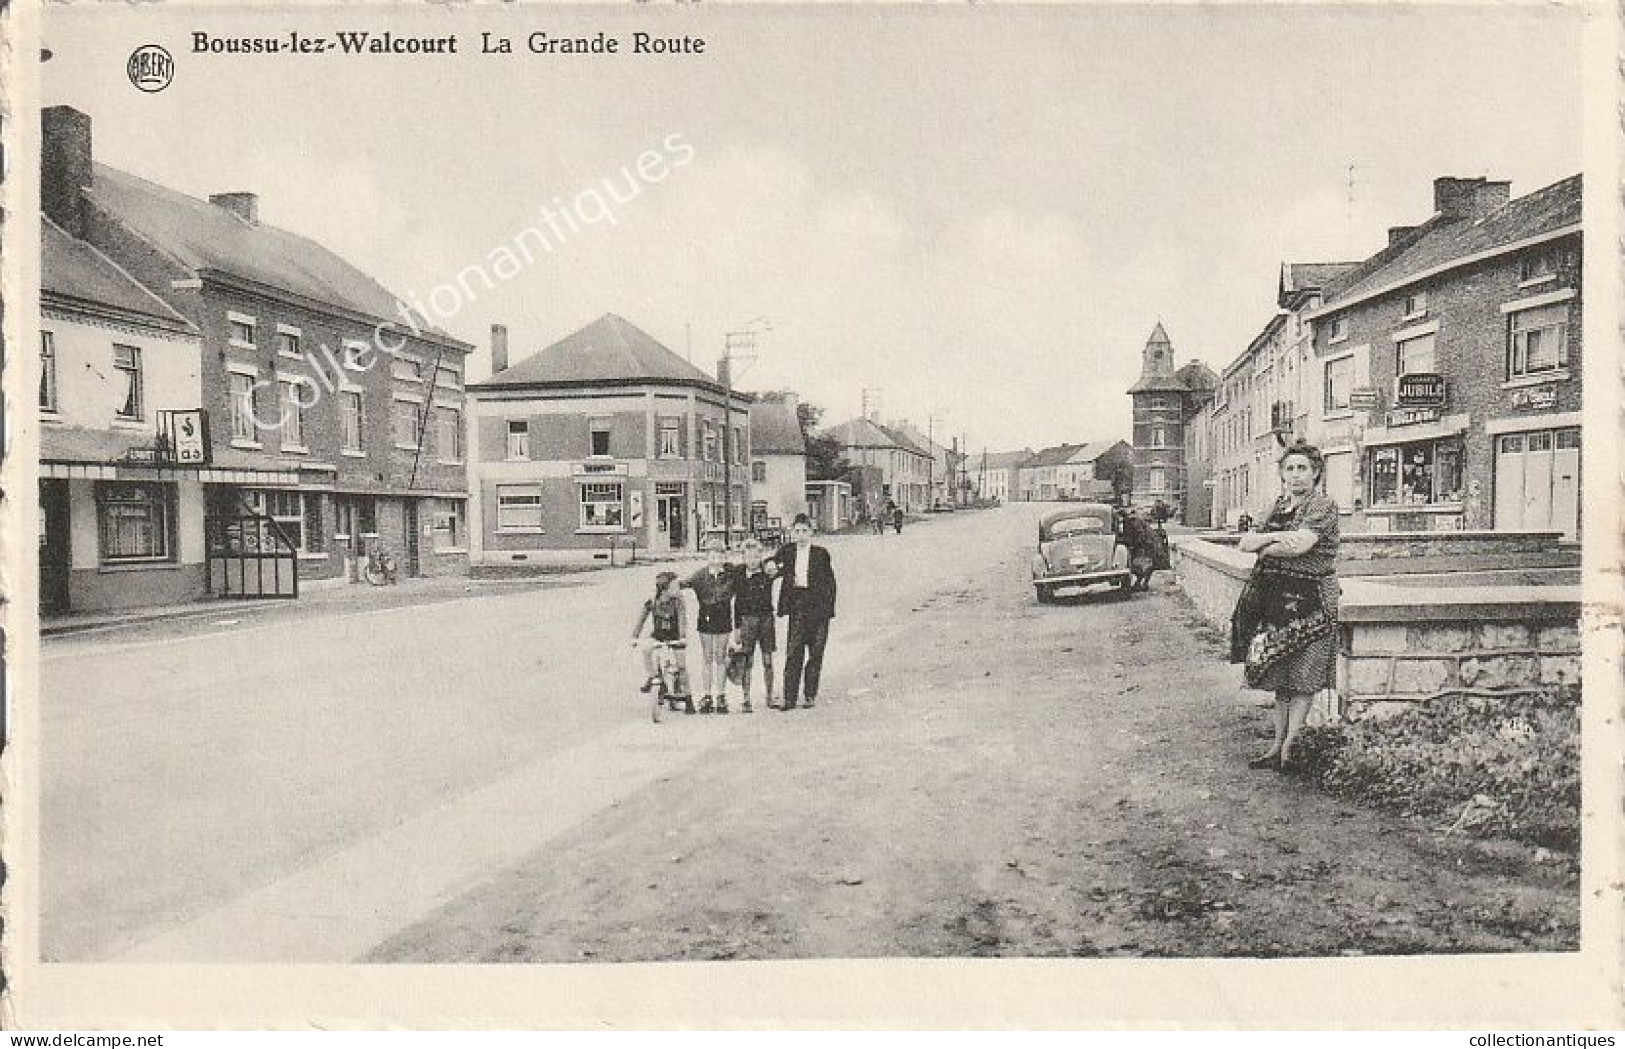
[1031,503,1132,603]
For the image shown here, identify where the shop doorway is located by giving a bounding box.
[655,485,686,550]
[404,500,422,577]
[39,479,71,615]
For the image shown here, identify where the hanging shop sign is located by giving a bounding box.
[1348,387,1380,410]
[116,409,212,466]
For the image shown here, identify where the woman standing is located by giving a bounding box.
[1233,440,1341,771]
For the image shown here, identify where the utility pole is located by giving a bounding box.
[721,317,769,544]
[926,413,945,510]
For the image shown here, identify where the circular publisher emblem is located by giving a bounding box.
[127,45,174,93]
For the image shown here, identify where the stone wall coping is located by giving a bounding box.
[1340,577,1581,623]
[1173,529,1563,546]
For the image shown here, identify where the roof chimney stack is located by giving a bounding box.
[42,106,93,238]
[209,192,259,224]
[490,323,509,375]
[1433,176,1511,222]
[1387,225,1418,247]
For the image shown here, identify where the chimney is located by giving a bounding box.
[1433,176,1511,221]
[42,106,93,238]
[490,323,509,375]
[209,192,259,224]
[1388,225,1418,247]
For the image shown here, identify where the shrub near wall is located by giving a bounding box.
[1295,685,1580,853]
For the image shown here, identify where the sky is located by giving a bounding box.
[43,4,1587,453]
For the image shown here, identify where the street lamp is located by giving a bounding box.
[721,317,769,544]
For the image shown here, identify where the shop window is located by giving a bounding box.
[1508,304,1569,378]
[589,417,612,457]
[249,489,320,553]
[507,420,530,460]
[40,331,58,412]
[96,482,174,563]
[497,485,543,532]
[432,499,462,550]
[437,406,463,462]
[113,344,144,421]
[230,372,258,442]
[581,482,625,529]
[1396,332,1436,377]
[342,391,363,452]
[1369,438,1463,508]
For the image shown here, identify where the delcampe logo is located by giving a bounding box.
[126,44,174,92]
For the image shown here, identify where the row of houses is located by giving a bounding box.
[972,442,1134,504]
[1127,173,1583,541]
[37,106,815,615]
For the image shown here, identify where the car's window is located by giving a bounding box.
[1050,518,1108,538]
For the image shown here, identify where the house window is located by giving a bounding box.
[752,460,767,483]
[702,421,718,462]
[589,417,612,457]
[1508,304,1569,379]
[394,398,423,448]
[497,485,543,532]
[113,344,143,421]
[230,372,258,441]
[580,481,624,529]
[96,482,173,563]
[1396,332,1437,377]
[434,365,461,389]
[1519,250,1557,285]
[1147,468,1166,491]
[357,497,377,536]
[342,341,369,370]
[437,406,463,461]
[248,489,320,553]
[228,316,256,348]
[431,498,462,550]
[341,391,363,452]
[278,381,308,448]
[1401,291,1428,320]
[1369,438,1464,507]
[1150,397,1167,411]
[507,420,530,460]
[1328,317,1349,343]
[1323,356,1353,413]
[276,328,303,359]
[40,331,58,412]
[1151,426,1168,446]
[734,426,747,464]
[391,357,424,383]
[659,420,681,458]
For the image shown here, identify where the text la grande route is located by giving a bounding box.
[490,32,707,55]
[189,30,707,56]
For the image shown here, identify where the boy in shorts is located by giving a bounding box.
[732,538,779,712]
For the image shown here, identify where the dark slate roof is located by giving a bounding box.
[1323,175,1581,310]
[1129,372,1188,394]
[1281,261,1359,295]
[1145,321,1171,346]
[41,218,195,333]
[480,314,718,389]
[86,163,457,339]
[877,423,932,458]
[824,417,928,458]
[749,397,806,455]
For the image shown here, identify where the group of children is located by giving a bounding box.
[629,537,781,715]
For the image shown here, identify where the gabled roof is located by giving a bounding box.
[749,397,806,455]
[1146,321,1171,347]
[981,449,1035,470]
[823,417,929,458]
[1066,440,1132,465]
[1318,175,1581,314]
[877,423,932,458]
[42,217,196,334]
[1022,443,1087,468]
[1279,261,1359,302]
[480,314,718,389]
[86,164,461,343]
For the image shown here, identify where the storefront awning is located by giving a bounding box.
[41,425,300,485]
[1359,413,1470,449]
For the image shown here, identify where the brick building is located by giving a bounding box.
[42,106,474,592]
[1305,175,1582,538]
[1127,323,1216,521]
[466,314,752,565]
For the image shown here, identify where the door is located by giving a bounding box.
[1522,431,1554,532]
[1494,434,1526,531]
[403,500,421,577]
[39,479,71,615]
[1552,428,1581,541]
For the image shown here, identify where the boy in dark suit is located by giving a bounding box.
[774,513,837,710]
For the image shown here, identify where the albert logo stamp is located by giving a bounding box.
[126,45,174,92]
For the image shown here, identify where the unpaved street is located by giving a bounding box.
[44,504,1577,963]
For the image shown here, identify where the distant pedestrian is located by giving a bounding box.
[731,538,779,713]
[1122,509,1155,591]
[683,539,739,714]
[1232,439,1341,773]
[774,513,837,710]
[891,503,904,534]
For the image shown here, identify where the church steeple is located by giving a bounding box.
[1142,322,1174,377]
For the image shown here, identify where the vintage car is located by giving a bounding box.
[1031,504,1132,603]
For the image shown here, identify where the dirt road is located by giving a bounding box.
[371,504,1577,962]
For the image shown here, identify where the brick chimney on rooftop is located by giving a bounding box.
[1433,176,1511,222]
[490,323,509,375]
[41,106,93,239]
[209,192,259,224]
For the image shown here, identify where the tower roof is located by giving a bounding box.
[1145,321,1171,347]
